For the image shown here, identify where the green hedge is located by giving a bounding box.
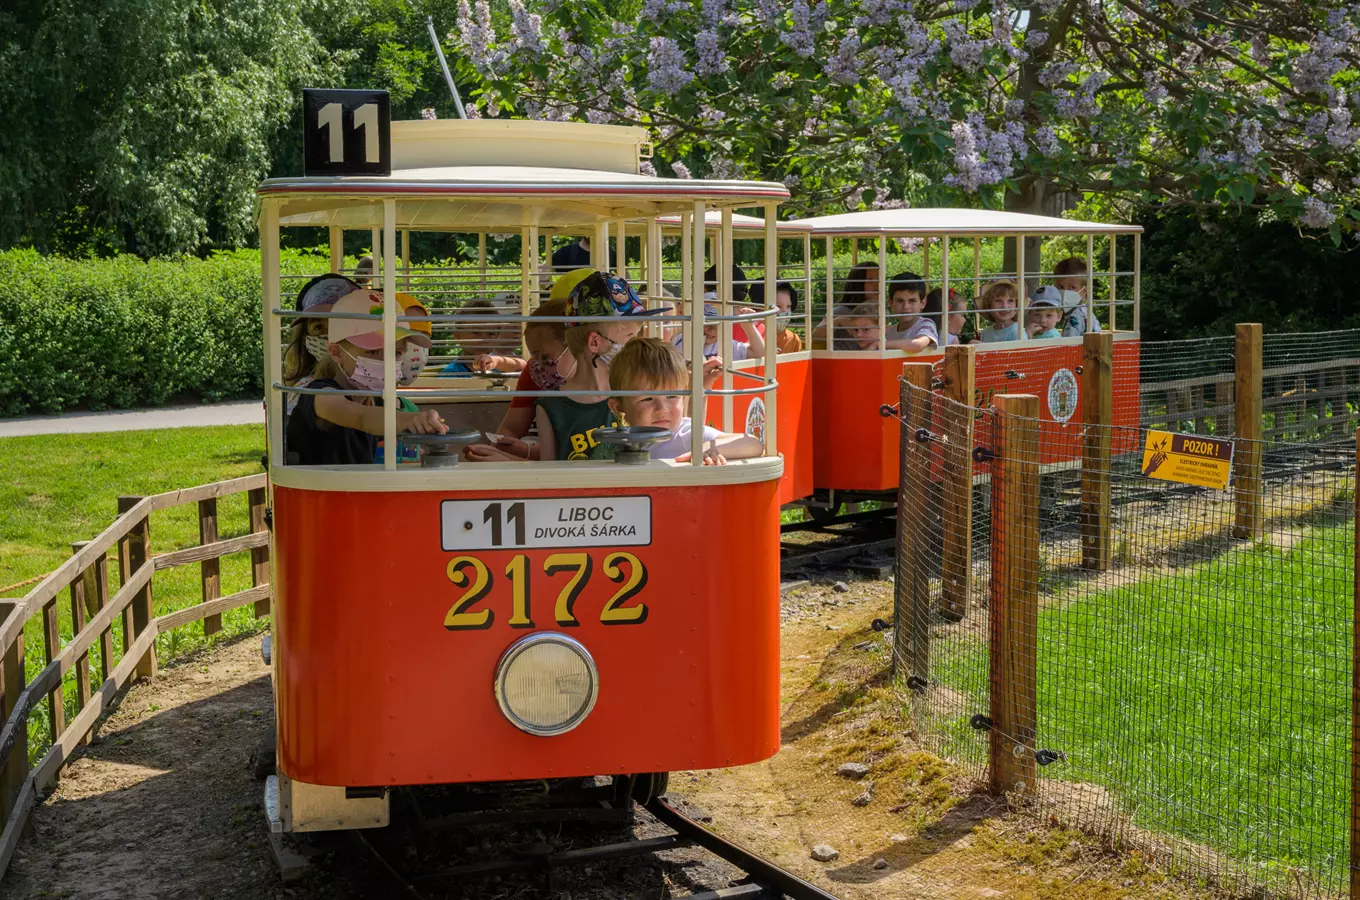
[0,248,326,417]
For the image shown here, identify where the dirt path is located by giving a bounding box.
[7,582,1220,900]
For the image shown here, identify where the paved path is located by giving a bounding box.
[0,400,264,437]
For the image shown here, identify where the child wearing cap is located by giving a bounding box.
[597,338,763,465]
[283,274,363,415]
[1052,257,1103,336]
[977,280,1021,343]
[749,281,803,353]
[1025,287,1064,339]
[535,270,658,461]
[670,294,766,361]
[285,290,447,466]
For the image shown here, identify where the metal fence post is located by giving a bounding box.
[1234,323,1263,538]
[1081,332,1113,571]
[989,394,1039,796]
[1352,426,1359,900]
[117,496,157,681]
[940,345,975,620]
[895,363,933,680]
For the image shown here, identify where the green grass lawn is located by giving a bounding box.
[0,425,268,759]
[931,522,1353,892]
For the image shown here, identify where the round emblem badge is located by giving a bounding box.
[1047,368,1078,423]
[745,397,767,444]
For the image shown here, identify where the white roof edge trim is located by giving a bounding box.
[795,208,1141,235]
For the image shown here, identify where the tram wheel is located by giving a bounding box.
[631,772,670,805]
[807,503,841,525]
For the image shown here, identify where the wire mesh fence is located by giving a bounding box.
[898,375,1355,899]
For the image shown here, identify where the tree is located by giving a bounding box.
[0,0,336,256]
[450,0,1360,238]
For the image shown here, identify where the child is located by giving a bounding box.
[944,291,969,346]
[750,281,804,353]
[812,261,881,349]
[440,298,524,374]
[1052,257,1102,336]
[395,293,433,384]
[285,290,446,465]
[883,272,938,352]
[671,295,767,361]
[282,274,363,416]
[977,280,1020,343]
[1025,287,1063,339]
[842,302,884,350]
[600,338,763,465]
[468,300,574,462]
[535,270,657,461]
[353,255,375,287]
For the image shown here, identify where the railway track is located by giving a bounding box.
[780,507,896,578]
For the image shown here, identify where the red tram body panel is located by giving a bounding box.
[812,338,1141,493]
[271,479,782,787]
[705,357,814,504]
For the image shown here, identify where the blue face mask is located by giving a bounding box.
[596,340,625,367]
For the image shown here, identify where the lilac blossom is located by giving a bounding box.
[780,0,817,58]
[695,30,729,76]
[421,107,437,120]
[647,37,693,95]
[945,120,985,191]
[943,20,987,71]
[895,237,924,252]
[701,0,736,26]
[699,105,727,125]
[824,29,862,85]
[1144,71,1169,104]
[1034,126,1061,156]
[454,0,500,74]
[1300,195,1337,228]
[1039,61,1079,87]
[508,0,544,56]
[1325,106,1360,149]
[671,161,692,179]
[640,0,686,23]
[1238,119,1263,159]
[1025,30,1048,48]
[1291,22,1352,95]
[772,72,794,90]
[639,160,657,176]
[754,0,783,29]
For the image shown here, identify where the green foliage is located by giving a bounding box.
[0,248,327,416]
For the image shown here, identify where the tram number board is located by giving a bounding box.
[440,497,651,551]
[302,88,392,177]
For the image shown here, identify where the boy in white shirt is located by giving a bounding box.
[602,338,763,465]
[671,295,766,361]
[882,271,939,353]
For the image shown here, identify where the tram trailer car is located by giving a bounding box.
[798,209,1143,505]
[258,102,791,832]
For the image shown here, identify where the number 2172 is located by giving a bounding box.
[444,552,648,631]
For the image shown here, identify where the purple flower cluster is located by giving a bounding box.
[640,0,687,23]
[1291,20,1354,96]
[671,161,693,179]
[647,37,694,95]
[780,0,817,58]
[701,0,737,27]
[942,20,987,71]
[455,0,502,74]
[1034,125,1061,156]
[696,29,730,76]
[508,0,544,56]
[1300,195,1337,228]
[421,107,437,120]
[1025,30,1048,48]
[639,160,657,176]
[772,72,794,90]
[824,29,862,85]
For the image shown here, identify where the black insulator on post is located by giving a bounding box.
[969,714,993,731]
[870,617,893,632]
[914,428,936,443]
[972,445,996,463]
[1035,748,1067,767]
[906,675,928,694]
[1004,369,1023,379]
[879,403,899,418]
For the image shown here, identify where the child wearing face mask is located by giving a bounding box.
[467,300,573,462]
[283,273,364,415]
[284,290,446,465]
[535,269,662,461]
[593,338,763,465]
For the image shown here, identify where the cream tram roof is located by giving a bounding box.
[260,119,788,232]
[652,211,813,235]
[795,208,1141,236]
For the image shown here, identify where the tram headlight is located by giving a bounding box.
[494,633,599,737]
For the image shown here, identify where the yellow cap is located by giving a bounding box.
[397,293,431,337]
[549,267,596,302]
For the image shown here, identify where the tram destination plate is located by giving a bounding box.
[440,497,651,551]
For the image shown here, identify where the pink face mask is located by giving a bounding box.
[341,347,386,392]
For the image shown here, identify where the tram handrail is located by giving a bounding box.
[270,382,779,400]
[0,475,273,882]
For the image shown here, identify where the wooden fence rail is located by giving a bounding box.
[0,474,271,879]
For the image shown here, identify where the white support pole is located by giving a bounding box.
[594,221,610,270]
[720,209,734,432]
[1016,233,1027,341]
[877,236,887,355]
[382,200,398,471]
[528,224,540,311]
[824,235,835,350]
[690,202,707,466]
[973,236,982,337]
[401,229,411,292]
[614,217,627,279]
[763,203,779,457]
[1133,233,1142,334]
[261,200,284,468]
[329,226,344,274]
[1086,233,1095,336]
[1108,236,1117,332]
[478,233,487,293]
[923,237,930,282]
[803,233,813,340]
[940,235,949,343]
[371,227,382,277]
[681,213,692,316]
[647,217,662,338]
[520,226,532,318]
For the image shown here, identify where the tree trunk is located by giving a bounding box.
[1002,177,1077,292]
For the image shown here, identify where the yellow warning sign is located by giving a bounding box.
[1141,431,1234,490]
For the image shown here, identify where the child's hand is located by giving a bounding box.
[494,436,532,459]
[473,354,503,372]
[402,409,448,435]
[675,446,728,466]
[464,443,522,462]
[736,306,756,318]
[702,356,723,389]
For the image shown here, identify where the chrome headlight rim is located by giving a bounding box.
[494,631,600,737]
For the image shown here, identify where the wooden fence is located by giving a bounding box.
[0,474,271,879]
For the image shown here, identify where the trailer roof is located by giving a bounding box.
[795,208,1141,236]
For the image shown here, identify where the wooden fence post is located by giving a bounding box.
[199,498,222,635]
[69,543,93,747]
[93,552,112,686]
[989,394,1039,796]
[1352,427,1360,900]
[41,597,65,758]
[0,606,27,825]
[1234,324,1263,539]
[249,488,271,617]
[939,346,975,621]
[894,363,934,680]
[117,497,157,681]
[1081,332,1113,571]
